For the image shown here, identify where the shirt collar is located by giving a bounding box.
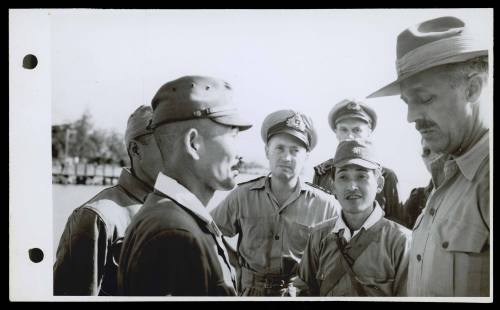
[154,172,215,225]
[118,168,153,203]
[332,202,384,241]
[454,131,489,181]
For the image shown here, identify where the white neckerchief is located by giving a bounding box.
[332,203,384,242]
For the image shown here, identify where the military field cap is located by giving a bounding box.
[124,105,154,147]
[261,109,317,151]
[368,16,489,98]
[150,75,252,131]
[328,99,377,131]
[333,139,381,170]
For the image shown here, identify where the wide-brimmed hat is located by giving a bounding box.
[368,16,489,98]
[150,75,252,131]
[261,109,317,151]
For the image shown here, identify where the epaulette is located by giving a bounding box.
[237,175,266,186]
[313,159,335,176]
[305,182,333,194]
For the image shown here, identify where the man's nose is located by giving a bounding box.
[347,181,359,190]
[407,102,422,123]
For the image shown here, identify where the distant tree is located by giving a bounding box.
[105,130,129,165]
[52,110,130,167]
[69,110,96,159]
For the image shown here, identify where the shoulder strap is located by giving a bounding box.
[305,182,332,194]
[320,221,383,295]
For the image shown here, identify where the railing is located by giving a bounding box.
[52,163,121,185]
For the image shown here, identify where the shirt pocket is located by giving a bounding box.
[358,275,395,296]
[287,221,313,255]
[436,218,489,296]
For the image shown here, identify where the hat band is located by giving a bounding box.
[396,33,486,77]
[267,122,311,148]
[150,105,240,129]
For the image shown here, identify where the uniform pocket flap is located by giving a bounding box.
[437,219,489,253]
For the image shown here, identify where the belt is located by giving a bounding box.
[241,267,294,289]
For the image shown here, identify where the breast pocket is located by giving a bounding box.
[436,218,489,296]
[287,221,313,256]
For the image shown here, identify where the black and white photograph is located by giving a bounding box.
[9,8,492,301]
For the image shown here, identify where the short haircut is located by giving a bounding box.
[442,56,489,89]
[127,133,153,171]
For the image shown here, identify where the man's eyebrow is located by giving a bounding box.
[355,167,369,172]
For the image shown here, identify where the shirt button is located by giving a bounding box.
[274,235,280,240]
[442,241,449,249]
[416,254,422,261]
[429,208,435,216]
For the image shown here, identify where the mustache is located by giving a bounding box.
[344,190,362,197]
[415,119,438,131]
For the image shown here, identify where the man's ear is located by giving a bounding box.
[128,141,142,161]
[376,174,385,194]
[184,128,201,160]
[265,144,270,160]
[466,74,483,103]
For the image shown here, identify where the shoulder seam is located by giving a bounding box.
[305,182,332,194]
[237,175,266,186]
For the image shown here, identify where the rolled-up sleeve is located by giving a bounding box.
[53,208,107,295]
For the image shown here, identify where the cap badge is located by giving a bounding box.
[352,147,363,155]
[347,102,361,111]
[286,112,306,132]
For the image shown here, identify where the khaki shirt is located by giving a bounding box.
[210,175,340,277]
[297,204,411,296]
[408,132,490,296]
[54,168,151,295]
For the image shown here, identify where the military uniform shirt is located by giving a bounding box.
[210,175,340,276]
[297,204,411,296]
[53,168,150,295]
[408,132,490,297]
[118,173,236,296]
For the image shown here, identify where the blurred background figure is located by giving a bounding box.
[53,105,162,296]
[402,138,444,228]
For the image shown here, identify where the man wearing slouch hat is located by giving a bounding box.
[368,16,490,297]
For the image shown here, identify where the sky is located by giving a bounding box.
[50,8,493,200]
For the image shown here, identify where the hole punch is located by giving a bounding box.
[22,54,38,69]
[28,248,44,263]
